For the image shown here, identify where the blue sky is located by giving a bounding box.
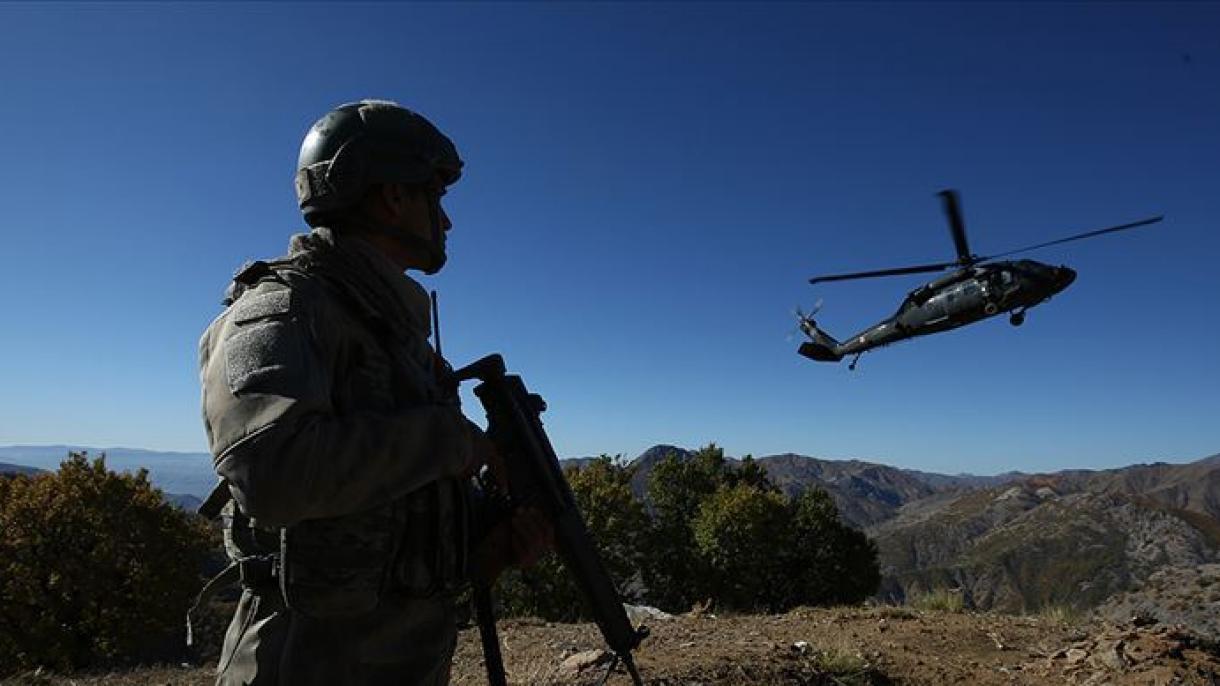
[0,3,1216,475]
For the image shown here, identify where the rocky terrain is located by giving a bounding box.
[1096,563,1220,640]
[612,446,1220,639]
[5,606,1219,685]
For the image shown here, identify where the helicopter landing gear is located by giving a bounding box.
[848,353,863,371]
[1009,310,1026,327]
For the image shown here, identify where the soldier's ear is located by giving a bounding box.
[372,183,406,219]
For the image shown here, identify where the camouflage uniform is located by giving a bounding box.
[199,226,473,685]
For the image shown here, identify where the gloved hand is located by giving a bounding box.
[471,506,554,586]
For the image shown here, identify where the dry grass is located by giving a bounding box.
[1036,603,1082,627]
[0,664,213,685]
[908,588,966,613]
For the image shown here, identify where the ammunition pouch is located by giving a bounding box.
[277,478,471,618]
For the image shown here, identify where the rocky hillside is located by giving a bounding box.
[610,445,1220,639]
[618,445,963,528]
[754,453,943,528]
[871,484,1214,608]
[1095,563,1220,640]
[867,458,1220,639]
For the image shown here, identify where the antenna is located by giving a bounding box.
[430,290,443,359]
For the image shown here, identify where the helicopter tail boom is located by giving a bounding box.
[796,320,843,362]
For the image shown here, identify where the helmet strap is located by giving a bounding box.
[423,192,447,274]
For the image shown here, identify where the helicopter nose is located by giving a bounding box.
[1056,267,1077,290]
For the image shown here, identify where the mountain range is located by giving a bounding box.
[3,443,1216,636]
[0,446,212,511]
[616,445,1219,638]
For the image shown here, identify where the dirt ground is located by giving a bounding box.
[5,607,1219,685]
[449,607,1220,685]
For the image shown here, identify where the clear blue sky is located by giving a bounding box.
[1,3,1216,475]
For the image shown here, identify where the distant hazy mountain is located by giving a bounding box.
[0,445,216,498]
[0,461,45,477]
[0,454,209,513]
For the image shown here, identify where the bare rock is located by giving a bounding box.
[558,649,611,676]
[1089,639,1128,672]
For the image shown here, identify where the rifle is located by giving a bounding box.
[451,354,648,686]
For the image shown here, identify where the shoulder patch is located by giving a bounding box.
[232,288,293,326]
[224,320,307,397]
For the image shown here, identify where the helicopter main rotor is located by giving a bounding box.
[808,190,1163,285]
[940,189,977,267]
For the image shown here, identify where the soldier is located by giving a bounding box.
[197,100,550,685]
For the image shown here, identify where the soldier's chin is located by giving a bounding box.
[423,247,447,275]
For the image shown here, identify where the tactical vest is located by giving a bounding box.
[196,257,470,622]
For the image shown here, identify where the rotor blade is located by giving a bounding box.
[809,261,957,284]
[938,189,973,264]
[978,216,1165,262]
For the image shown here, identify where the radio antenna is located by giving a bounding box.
[430,290,443,359]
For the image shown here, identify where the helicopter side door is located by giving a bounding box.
[946,280,987,324]
[994,268,1021,308]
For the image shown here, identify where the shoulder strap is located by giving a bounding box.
[222,258,295,306]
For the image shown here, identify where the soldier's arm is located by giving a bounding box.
[200,280,475,528]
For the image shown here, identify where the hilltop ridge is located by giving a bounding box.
[4,443,1216,637]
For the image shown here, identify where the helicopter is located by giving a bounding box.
[797,190,1163,369]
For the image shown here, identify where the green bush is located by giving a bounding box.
[498,443,882,619]
[692,483,791,611]
[497,456,650,620]
[0,453,215,673]
[642,445,728,610]
[783,488,882,607]
[646,445,881,613]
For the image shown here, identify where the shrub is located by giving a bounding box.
[0,453,214,673]
[497,456,649,620]
[646,445,881,613]
[498,443,883,618]
[908,588,966,613]
[811,647,873,686]
[692,483,791,612]
[783,488,881,607]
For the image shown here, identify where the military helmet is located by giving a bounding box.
[295,100,463,226]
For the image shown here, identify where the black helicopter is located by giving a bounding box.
[797,190,1163,369]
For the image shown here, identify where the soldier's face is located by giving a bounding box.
[382,180,451,272]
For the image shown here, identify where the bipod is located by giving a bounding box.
[597,651,644,686]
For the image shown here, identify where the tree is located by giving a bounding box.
[642,444,728,610]
[0,453,214,673]
[782,487,881,607]
[644,446,881,613]
[496,456,649,621]
[691,483,791,611]
[497,443,883,618]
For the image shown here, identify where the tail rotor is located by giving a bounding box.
[792,299,823,340]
